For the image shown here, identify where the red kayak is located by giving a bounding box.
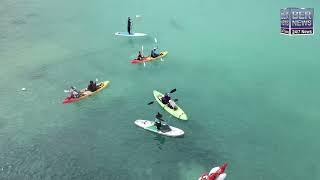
[198,163,228,180]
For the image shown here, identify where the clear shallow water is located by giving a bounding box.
[0,0,320,179]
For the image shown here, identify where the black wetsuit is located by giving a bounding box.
[87,82,97,92]
[127,19,132,34]
[155,121,161,130]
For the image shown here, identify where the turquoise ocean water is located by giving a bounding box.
[0,0,320,179]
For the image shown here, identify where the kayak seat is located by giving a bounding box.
[97,83,103,89]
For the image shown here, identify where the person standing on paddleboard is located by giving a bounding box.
[127,17,132,34]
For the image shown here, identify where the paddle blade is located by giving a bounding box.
[148,101,154,105]
[95,78,98,82]
[170,88,177,93]
[154,37,157,43]
[143,62,146,67]
[64,90,70,93]
[161,58,164,62]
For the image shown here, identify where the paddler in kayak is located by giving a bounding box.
[137,51,144,60]
[127,17,132,34]
[161,93,171,104]
[161,93,177,110]
[68,86,80,98]
[151,47,160,58]
[154,112,171,132]
[87,81,97,92]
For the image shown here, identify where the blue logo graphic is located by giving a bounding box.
[280,8,314,35]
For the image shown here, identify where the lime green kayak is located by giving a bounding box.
[153,90,188,120]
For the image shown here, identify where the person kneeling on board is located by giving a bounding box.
[154,112,171,132]
[154,112,162,130]
[69,86,80,98]
[87,81,97,92]
[137,51,144,60]
[151,47,160,58]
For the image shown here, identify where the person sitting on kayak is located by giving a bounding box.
[127,17,132,34]
[69,86,80,98]
[87,81,97,92]
[151,47,160,58]
[137,51,144,60]
[161,93,178,110]
[161,93,171,104]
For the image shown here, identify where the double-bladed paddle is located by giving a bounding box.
[147,88,178,105]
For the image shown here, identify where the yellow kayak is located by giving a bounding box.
[63,81,110,104]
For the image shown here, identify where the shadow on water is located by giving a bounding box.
[153,135,166,150]
[28,65,49,81]
[122,36,156,48]
[170,18,184,31]
[11,19,27,25]
[127,38,135,48]
[26,13,38,18]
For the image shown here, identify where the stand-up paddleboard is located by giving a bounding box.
[130,51,168,64]
[63,81,110,104]
[134,120,184,137]
[153,90,188,120]
[115,32,147,37]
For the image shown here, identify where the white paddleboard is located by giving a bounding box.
[115,32,147,37]
[134,120,184,137]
